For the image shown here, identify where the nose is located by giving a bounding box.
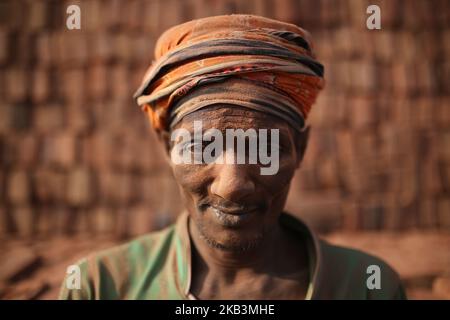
[210,163,256,203]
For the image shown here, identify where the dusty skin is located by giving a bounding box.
[160,105,311,300]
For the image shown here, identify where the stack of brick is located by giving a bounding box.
[0,0,448,239]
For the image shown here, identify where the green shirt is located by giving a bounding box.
[59,212,407,300]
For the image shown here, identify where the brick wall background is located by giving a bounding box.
[0,0,449,242]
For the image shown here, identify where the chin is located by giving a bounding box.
[199,226,264,252]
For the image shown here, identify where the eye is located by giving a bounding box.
[267,141,283,152]
[182,141,203,153]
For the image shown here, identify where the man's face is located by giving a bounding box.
[166,105,306,252]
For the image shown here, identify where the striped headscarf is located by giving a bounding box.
[134,14,325,132]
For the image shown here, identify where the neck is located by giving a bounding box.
[188,218,286,277]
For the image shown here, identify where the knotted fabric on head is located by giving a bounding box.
[133,14,325,132]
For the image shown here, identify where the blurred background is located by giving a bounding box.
[0,0,449,299]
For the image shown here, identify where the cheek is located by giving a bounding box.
[172,164,210,198]
[258,153,297,194]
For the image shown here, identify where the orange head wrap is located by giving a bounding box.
[134,14,325,132]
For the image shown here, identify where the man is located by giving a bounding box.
[59,14,406,300]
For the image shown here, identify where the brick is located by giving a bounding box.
[316,156,339,189]
[438,131,450,162]
[251,0,272,17]
[16,133,38,168]
[26,0,47,31]
[442,30,450,62]
[419,31,440,61]
[313,32,332,60]
[3,1,25,31]
[81,131,113,169]
[128,205,155,237]
[98,171,135,205]
[31,69,49,103]
[391,64,414,96]
[11,206,35,238]
[378,0,402,28]
[333,27,358,59]
[41,132,76,168]
[379,124,401,168]
[110,64,130,100]
[435,97,450,129]
[374,31,394,62]
[340,200,360,231]
[88,32,113,63]
[112,131,136,171]
[34,104,65,133]
[53,207,73,235]
[397,158,419,209]
[0,207,9,234]
[126,0,144,30]
[296,0,321,27]
[66,103,92,133]
[382,193,401,229]
[84,0,104,31]
[87,63,108,101]
[0,247,40,282]
[101,99,129,131]
[0,170,3,206]
[92,206,116,234]
[334,61,352,94]
[419,198,438,229]
[115,208,130,239]
[112,33,131,62]
[415,62,436,95]
[13,33,35,66]
[273,0,299,24]
[349,61,377,94]
[6,68,27,103]
[159,0,184,31]
[10,103,32,131]
[441,163,450,193]
[35,207,54,237]
[349,96,376,129]
[413,97,434,130]
[130,34,152,64]
[59,32,88,66]
[437,197,450,230]
[437,0,450,27]
[139,174,182,215]
[142,0,160,32]
[103,0,123,31]
[7,171,30,205]
[63,68,86,105]
[72,209,91,234]
[35,34,52,66]
[0,103,11,134]
[396,32,417,64]
[66,167,93,207]
[348,0,368,27]
[310,94,347,128]
[390,98,413,127]
[290,192,342,233]
[433,277,450,299]
[33,169,66,204]
[360,196,384,230]
[0,30,8,65]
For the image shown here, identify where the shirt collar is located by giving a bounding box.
[172,210,323,299]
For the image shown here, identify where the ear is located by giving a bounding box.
[294,126,310,168]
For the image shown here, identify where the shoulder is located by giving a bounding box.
[59,224,177,300]
[316,239,407,299]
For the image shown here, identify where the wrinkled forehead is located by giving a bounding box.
[172,104,294,135]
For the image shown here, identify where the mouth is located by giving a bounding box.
[209,205,260,228]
